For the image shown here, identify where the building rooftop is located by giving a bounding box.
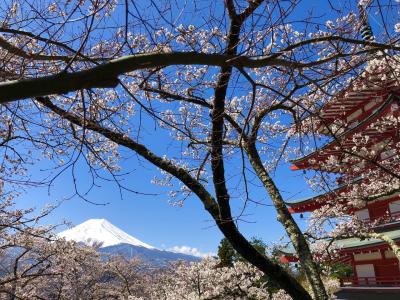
[291,94,398,173]
[336,228,400,250]
[277,228,400,257]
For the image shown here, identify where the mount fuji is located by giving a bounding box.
[58,219,155,249]
[58,219,200,266]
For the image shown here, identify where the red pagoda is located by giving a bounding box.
[282,60,400,288]
[279,5,400,289]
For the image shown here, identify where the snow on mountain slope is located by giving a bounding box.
[58,219,155,249]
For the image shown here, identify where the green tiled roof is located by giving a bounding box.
[284,180,360,206]
[284,183,348,206]
[277,228,400,257]
[335,228,400,250]
[275,246,295,255]
[284,197,313,205]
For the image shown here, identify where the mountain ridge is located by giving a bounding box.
[58,219,201,266]
[58,218,155,249]
[99,243,200,266]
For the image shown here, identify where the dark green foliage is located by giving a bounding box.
[217,238,235,267]
[217,237,268,267]
[247,237,267,257]
[330,263,353,279]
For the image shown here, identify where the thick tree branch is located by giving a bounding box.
[0,52,293,103]
[2,35,399,103]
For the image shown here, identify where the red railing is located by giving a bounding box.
[340,276,400,287]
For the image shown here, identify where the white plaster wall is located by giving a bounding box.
[355,264,375,277]
[354,252,381,261]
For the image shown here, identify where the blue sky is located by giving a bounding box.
[16,148,311,256]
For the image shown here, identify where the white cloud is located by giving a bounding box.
[167,246,215,258]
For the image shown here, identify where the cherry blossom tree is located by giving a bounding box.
[0,193,63,298]
[0,195,150,299]
[283,54,400,291]
[150,258,340,300]
[1,0,400,299]
[26,249,150,299]
[150,258,276,300]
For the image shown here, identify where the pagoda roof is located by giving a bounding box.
[313,59,400,132]
[317,83,395,131]
[285,181,354,213]
[291,95,399,173]
[278,228,400,261]
[336,228,400,251]
[286,182,400,214]
[276,246,295,256]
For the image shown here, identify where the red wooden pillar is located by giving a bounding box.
[349,252,358,286]
[380,248,387,285]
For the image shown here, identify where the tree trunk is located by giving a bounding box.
[246,143,328,300]
[216,220,313,300]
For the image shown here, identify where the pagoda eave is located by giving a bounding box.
[316,75,400,130]
[286,182,400,214]
[291,96,399,172]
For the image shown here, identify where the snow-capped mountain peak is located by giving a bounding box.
[58,218,155,249]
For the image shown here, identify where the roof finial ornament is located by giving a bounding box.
[358,1,375,42]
